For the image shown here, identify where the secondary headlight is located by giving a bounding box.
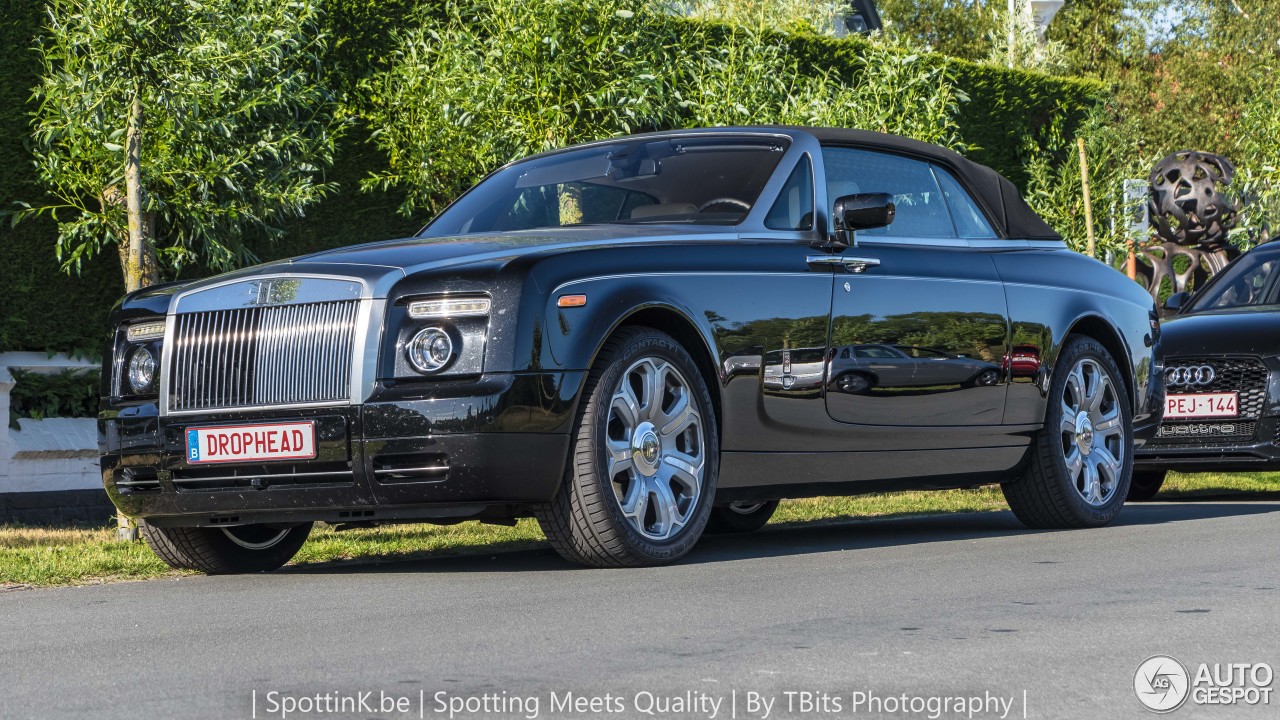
[126,320,166,342]
[127,347,157,393]
[406,327,455,374]
[407,297,490,319]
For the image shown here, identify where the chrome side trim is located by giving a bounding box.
[373,466,450,475]
[552,272,826,294]
[172,470,354,483]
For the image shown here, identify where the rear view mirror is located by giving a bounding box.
[831,193,895,248]
[1164,291,1190,312]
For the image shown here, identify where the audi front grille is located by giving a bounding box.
[1155,356,1269,445]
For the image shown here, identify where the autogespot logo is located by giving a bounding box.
[1135,655,1191,713]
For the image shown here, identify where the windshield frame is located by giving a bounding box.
[419,129,811,238]
[1184,245,1280,314]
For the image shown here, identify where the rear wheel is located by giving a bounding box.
[142,521,312,574]
[536,327,718,568]
[1002,336,1133,528]
[832,372,871,394]
[1127,469,1168,502]
[705,500,779,534]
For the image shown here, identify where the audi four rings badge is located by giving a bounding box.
[1167,365,1216,386]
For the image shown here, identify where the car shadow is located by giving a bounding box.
[278,499,1280,577]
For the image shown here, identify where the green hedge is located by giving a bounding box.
[0,0,1101,355]
[0,0,122,357]
[786,31,1105,188]
[7,368,100,430]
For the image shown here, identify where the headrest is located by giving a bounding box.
[629,203,697,220]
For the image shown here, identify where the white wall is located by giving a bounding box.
[0,352,102,496]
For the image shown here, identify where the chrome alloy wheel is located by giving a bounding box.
[605,357,706,541]
[221,525,291,550]
[1059,358,1124,506]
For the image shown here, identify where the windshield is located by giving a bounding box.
[424,136,789,235]
[1187,249,1280,312]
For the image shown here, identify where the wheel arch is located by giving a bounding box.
[1062,314,1136,407]
[583,304,724,437]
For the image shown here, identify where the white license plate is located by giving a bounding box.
[1166,392,1238,419]
[185,422,316,464]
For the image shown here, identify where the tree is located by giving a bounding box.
[875,0,1003,61]
[1045,0,1134,77]
[361,0,967,217]
[985,0,1066,72]
[18,0,345,292]
[667,0,848,35]
[360,0,681,215]
[1234,66,1280,242]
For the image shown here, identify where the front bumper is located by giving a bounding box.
[1136,415,1280,472]
[100,372,581,526]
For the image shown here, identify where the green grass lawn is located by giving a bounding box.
[1,471,1276,589]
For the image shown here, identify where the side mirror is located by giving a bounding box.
[1164,291,1190,312]
[830,193,895,249]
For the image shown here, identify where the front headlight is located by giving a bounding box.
[127,346,157,393]
[406,327,456,374]
[393,294,489,379]
[117,319,164,397]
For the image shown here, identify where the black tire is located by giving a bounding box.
[142,521,312,574]
[535,327,719,568]
[1002,335,1133,529]
[833,372,871,394]
[1127,469,1168,502]
[705,500,779,534]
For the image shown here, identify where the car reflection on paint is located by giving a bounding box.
[1003,344,1042,380]
[762,347,828,392]
[827,344,1001,394]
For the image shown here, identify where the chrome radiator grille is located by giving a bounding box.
[168,300,360,412]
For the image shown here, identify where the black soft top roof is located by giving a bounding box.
[797,127,1060,241]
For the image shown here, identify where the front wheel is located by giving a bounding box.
[536,327,718,568]
[705,500,779,534]
[1002,335,1133,528]
[142,521,312,574]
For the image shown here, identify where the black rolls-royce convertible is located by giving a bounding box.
[100,127,1164,573]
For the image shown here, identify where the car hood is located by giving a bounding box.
[1161,306,1280,358]
[295,225,736,273]
[127,225,739,309]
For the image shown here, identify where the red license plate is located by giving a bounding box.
[1165,392,1238,419]
[185,422,316,464]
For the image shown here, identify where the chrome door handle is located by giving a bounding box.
[806,255,881,273]
[840,257,880,273]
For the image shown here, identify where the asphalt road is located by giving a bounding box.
[2,500,1278,720]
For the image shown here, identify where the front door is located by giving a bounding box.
[820,147,1009,427]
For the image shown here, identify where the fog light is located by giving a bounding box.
[127,347,156,393]
[406,327,454,373]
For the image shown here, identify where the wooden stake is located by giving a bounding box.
[1078,138,1096,258]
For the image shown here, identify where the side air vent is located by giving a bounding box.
[371,454,450,484]
[116,467,161,492]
